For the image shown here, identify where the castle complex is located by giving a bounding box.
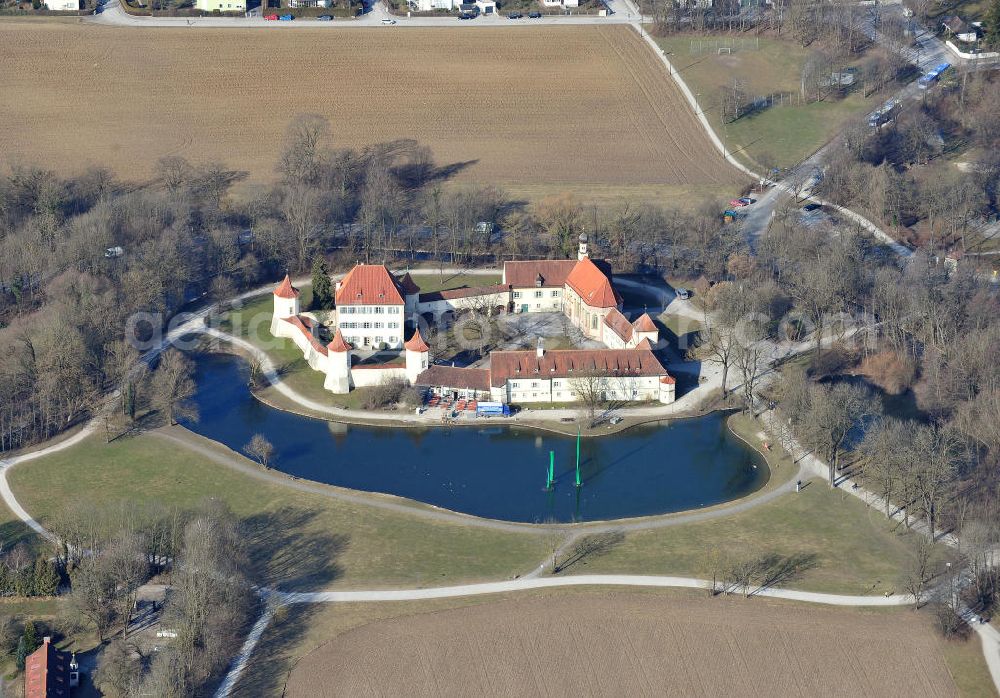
[270,235,676,405]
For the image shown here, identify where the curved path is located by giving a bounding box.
[278,574,914,606]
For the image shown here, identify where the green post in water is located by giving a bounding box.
[575,429,582,487]
[547,451,555,489]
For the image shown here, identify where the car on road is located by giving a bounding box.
[278,13,293,19]
[316,14,332,20]
[381,17,396,24]
[264,13,278,19]
[507,11,521,18]
[528,10,541,17]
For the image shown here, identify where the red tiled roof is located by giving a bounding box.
[503,260,577,288]
[418,284,511,303]
[603,308,633,343]
[566,257,618,308]
[282,316,329,356]
[274,275,300,299]
[633,313,658,333]
[489,346,667,387]
[404,328,430,352]
[327,328,352,353]
[25,640,71,698]
[415,365,492,392]
[336,265,405,306]
[660,375,676,385]
[397,272,421,295]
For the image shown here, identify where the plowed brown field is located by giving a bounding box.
[284,592,960,697]
[0,21,744,200]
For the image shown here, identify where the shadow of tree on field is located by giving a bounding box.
[229,602,321,698]
[554,530,626,573]
[242,506,348,593]
[753,552,819,592]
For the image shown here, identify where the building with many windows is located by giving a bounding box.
[333,264,407,349]
[268,234,673,403]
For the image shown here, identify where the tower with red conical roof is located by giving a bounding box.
[404,328,430,384]
[270,274,301,337]
[323,328,353,394]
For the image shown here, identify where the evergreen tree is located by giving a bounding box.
[13,565,34,597]
[987,0,1000,49]
[311,257,334,310]
[15,636,27,671]
[16,621,39,670]
[32,558,60,597]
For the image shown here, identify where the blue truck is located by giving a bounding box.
[476,402,511,418]
[917,63,951,90]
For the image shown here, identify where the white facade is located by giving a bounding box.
[409,0,456,10]
[512,287,562,313]
[504,375,664,404]
[335,304,405,349]
[416,289,510,318]
[194,0,246,11]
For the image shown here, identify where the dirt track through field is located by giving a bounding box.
[0,21,743,196]
[284,592,958,697]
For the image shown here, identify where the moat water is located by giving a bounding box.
[185,353,768,523]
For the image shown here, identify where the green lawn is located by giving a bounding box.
[0,498,40,555]
[565,413,926,594]
[944,636,1000,698]
[567,477,924,594]
[8,432,558,592]
[656,35,879,169]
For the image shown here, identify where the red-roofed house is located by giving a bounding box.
[488,340,675,404]
[501,235,625,341]
[25,637,72,698]
[334,264,406,349]
[602,310,660,349]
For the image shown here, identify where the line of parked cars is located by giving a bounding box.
[506,10,541,18]
[263,13,293,19]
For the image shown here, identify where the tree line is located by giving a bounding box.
[0,115,739,453]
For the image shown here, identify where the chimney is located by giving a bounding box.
[536,337,544,359]
[577,232,589,261]
[43,636,51,645]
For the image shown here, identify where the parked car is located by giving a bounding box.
[264,13,278,19]
[802,203,822,212]
[675,288,691,300]
[381,17,396,23]
[278,13,293,19]
[458,11,475,18]
[317,13,332,20]
[507,11,521,18]
[528,10,541,17]
[728,198,751,208]
[737,196,756,205]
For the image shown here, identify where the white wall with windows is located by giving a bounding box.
[335,304,404,349]
[511,287,562,313]
[502,374,663,403]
